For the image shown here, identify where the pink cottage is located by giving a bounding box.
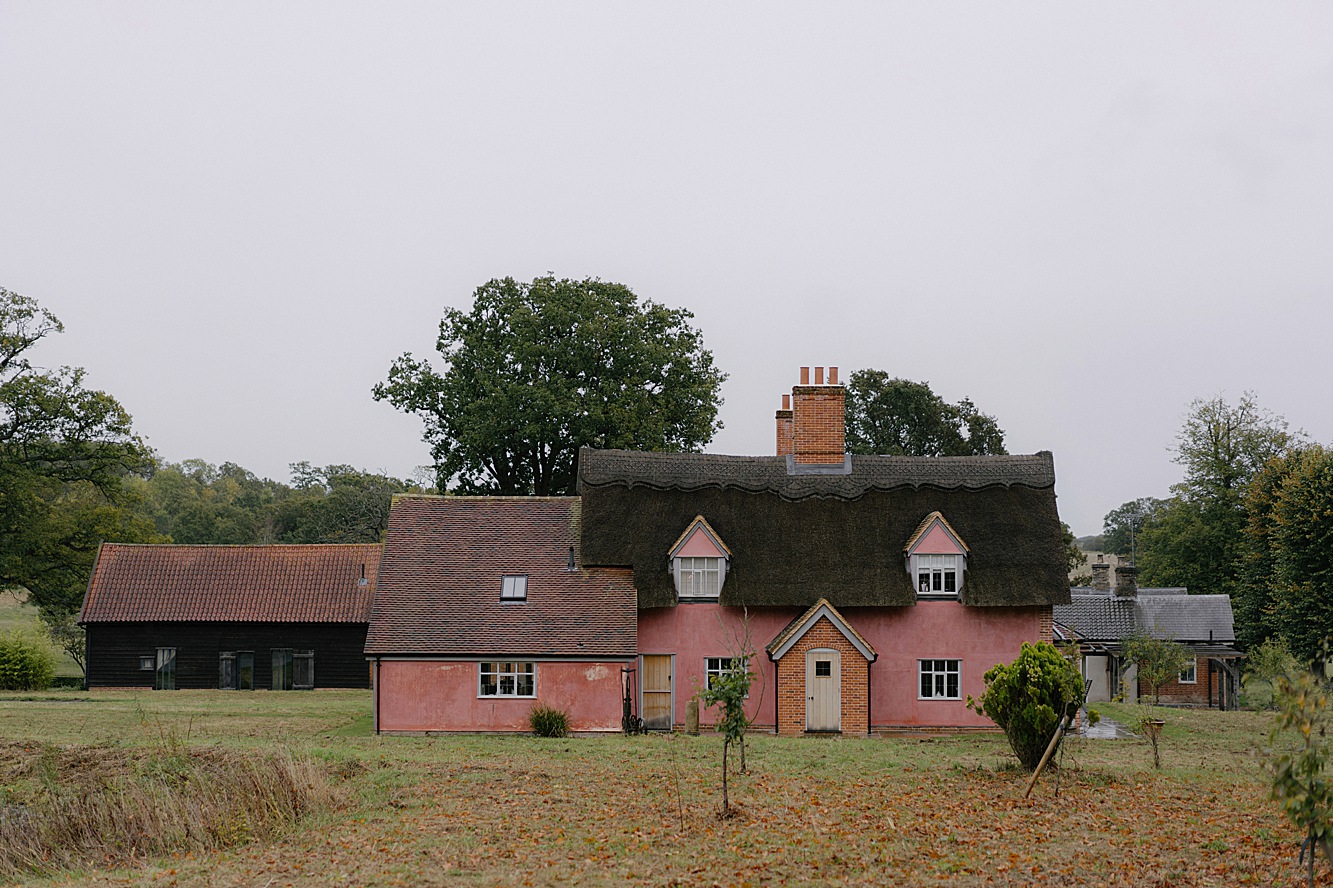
[367,368,1070,735]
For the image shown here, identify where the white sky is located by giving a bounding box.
[3,3,1331,535]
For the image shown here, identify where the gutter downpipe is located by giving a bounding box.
[373,657,381,735]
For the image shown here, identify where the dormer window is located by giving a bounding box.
[904,511,968,599]
[916,555,959,595]
[669,516,731,600]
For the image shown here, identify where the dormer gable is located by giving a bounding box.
[904,511,968,557]
[904,512,968,598]
[669,516,731,600]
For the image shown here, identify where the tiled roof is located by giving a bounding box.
[1137,595,1236,643]
[1054,590,1236,644]
[80,544,380,623]
[365,496,637,657]
[580,448,1056,502]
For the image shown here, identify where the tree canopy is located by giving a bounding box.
[1101,497,1165,558]
[1237,446,1333,659]
[373,276,726,495]
[0,288,157,618]
[1131,393,1301,598]
[843,371,1006,457]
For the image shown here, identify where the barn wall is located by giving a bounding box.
[84,622,370,689]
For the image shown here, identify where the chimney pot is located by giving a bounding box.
[800,367,810,385]
[814,367,825,385]
[782,394,790,410]
[829,366,838,385]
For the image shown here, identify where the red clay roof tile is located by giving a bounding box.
[365,496,636,658]
[79,543,380,623]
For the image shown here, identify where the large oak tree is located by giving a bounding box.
[843,370,1007,457]
[0,288,157,618]
[374,276,726,495]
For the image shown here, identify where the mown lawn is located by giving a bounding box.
[0,690,1326,887]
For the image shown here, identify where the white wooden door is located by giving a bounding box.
[805,648,841,732]
[641,655,674,732]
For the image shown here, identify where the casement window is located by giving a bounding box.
[139,655,155,672]
[914,555,961,597]
[919,659,961,700]
[154,647,176,690]
[219,651,254,690]
[705,656,748,691]
[272,649,315,690]
[480,662,535,697]
[676,557,724,598]
[1178,658,1198,684]
[501,575,528,602]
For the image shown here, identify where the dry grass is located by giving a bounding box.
[0,691,1328,887]
[0,740,340,878]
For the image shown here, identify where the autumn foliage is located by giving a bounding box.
[969,641,1086,771]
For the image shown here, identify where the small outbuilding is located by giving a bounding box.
[80,543,380,690]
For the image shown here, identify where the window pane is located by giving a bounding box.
[516,671,534,696]
[943,571,956,593]
[946,671,959,698]
[921,672,931,697]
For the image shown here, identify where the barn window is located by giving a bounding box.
[220,651,254,690]
[155,647,176,690]
[272,649,314,690]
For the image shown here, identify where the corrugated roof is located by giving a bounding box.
[365,496,637,657]
[80,543,380,623]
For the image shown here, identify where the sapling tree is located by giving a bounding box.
[1269,661,1333,887]
[699,659,753,817]
[1123,632,1192,706]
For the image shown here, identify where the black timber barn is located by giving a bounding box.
[80,543,380,690]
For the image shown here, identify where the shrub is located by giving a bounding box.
[529,704,570,738]
[968,641,1085,772]
[1244,637,1300,710]
[0,629,57,691]
[1123,631,1192,704]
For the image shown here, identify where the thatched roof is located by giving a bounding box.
[578,448,1070,609]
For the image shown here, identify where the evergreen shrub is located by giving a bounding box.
[968,641,1085,771]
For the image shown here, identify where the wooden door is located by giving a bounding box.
[641,655,674,732]
[805,648,841,732]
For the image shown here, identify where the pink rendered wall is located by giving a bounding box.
[676,527,726,557]
[912,523,965,555]
[638,601,1043,731]
[846,603,1041,728]
[375,659,627,733]
[637,604,801,730]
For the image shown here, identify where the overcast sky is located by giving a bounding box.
[3,3,1331,535]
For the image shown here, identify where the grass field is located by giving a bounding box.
[0,690,1326,887]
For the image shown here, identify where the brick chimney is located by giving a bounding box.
[1114,563,1139,599]
[775,394,794,456]
[1091,560,1111,592]
[788,366,845,465]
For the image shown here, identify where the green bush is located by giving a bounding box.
[529,704,570,738]
[1244,637,1300,710]
[0,629,57,691]
[968,641,1085,771]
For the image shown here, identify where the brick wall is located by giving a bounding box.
[774,617,869,735]
[1139,656,1222,707]
[1038,606,1053,643]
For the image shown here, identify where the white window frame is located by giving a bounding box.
[919,659,961,700]
[705,656,748,693]
[501,575,528,602]
[1178,658,1198,684]
[479,661,536,698]
[674,556,726,599]
[912,554,962,597]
